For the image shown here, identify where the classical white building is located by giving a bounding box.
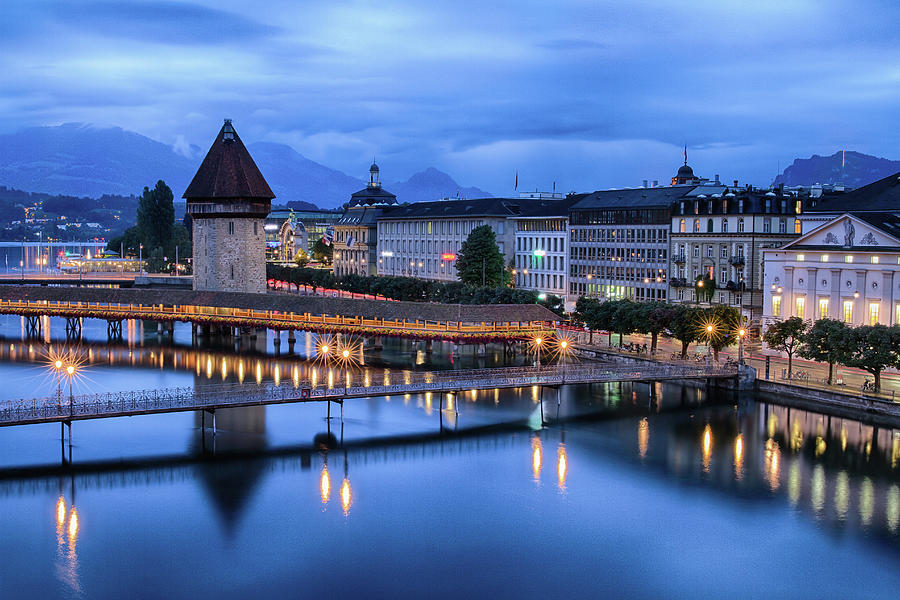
[333,163,397,277]
[762,213,900,328]
[512,198,576,307]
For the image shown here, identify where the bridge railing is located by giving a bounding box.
[0,363,737,425]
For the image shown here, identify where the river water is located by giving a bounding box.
[0,315,897,599]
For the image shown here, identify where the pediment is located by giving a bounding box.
[784,214,900,249]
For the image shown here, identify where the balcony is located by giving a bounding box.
[673,254,686,264]
[729,255,746,266]
[670,278,688,288]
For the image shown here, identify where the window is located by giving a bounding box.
[693,246,699,258]
[721,247,728,258]
[845,255,853,263]
[230,264,234,279]
[896,304,900,325]
[763,219,771,233]
[794,219,801,234]
[821,254,829,262]
[779,219,786,234]
[795,297,805,319]
[253,222,258,236]
[707,219,713,233]
[772,295,782,317]
[722,220,728,233]
[795,200,802,214]
[842,300,853,323]
[871,256,879,264]
[735,294,742,305]
[693,219,700,233]
[869,302,880,325]
[721,268,727,282]
[737,218,744,233]
[707,246,713,258]
[819,298,829,319]
[428,221,432,234]
[228,221,235,235]
[797,254,805,261]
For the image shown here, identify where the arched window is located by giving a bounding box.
[707,219,714,233]
[722,219,729,233]
[693,219,700,233]
[679,218,685,233]
[737,218,745,233]
[794,219,801,234]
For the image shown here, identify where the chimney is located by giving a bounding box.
[642,180,648,188]
[714,173,720,185]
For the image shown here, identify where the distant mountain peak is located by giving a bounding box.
[774,150,900,188]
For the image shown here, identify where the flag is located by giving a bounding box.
[346,235,355,248]
[515,170,518,191]
[322,225,334,246]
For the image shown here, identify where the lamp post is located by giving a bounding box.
[534,336,543,371]
[66,364,76,417]
[738,328,746,365]
[139,244,143,276]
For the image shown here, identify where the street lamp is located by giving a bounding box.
[534,336,543,370]
[738,328,746,365]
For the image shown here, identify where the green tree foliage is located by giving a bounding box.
[137,180,174,251]
[312,238,333,264]
[669,305,700,358]
[294,249,309,267]
[265,264,564,311]
[455,225,504,287]
[702,305,741,362]
[798,319,850,385]
[575,296,601,344]
[763,316,808,377]
[842,324,899,393]
[639,301,676,354]
[611,300,640,346]
[695,273,715,302]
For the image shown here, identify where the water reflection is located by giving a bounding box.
[54,493,81,596]
[701,424,712,473]
[531,436,542,482]
[557,443,567,490]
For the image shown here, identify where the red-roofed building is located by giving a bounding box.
[185,119,274,293]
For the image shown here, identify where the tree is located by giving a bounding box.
[137,180,174,251]
[455,225,504,287]
[576,296,601,344]
[763,317,808,377]
[695,273,715,303]
[669,305,700,358]
[703,305,741,362]
[596,301,620,346]
[612,300,640,346]
[295,249,309,267]
[799,319,850,385]
[312,238,333,264]
[639,301,676,354]
[842,324,899,393]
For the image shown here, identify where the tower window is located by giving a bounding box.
[254,222,258,236]
[228,222,235,235]
[231,265,234,279]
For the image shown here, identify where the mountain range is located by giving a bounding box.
[774,151,900,188]
[0,123,491,208]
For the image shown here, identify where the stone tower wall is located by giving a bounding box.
[192,217,266,293]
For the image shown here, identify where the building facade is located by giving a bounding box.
[376,198,518,281]
[512,198,576,307]
[333,163,397,277]
[669,188,806,327]
[762,213,900,328]
[184,119,274,293]
[568,187,685,302]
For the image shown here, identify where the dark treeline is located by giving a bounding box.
[266,264,564,314]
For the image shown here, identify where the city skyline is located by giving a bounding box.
[3,1,899,194]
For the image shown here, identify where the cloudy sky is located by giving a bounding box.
[2,0,899,194]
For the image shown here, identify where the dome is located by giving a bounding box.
[677,164,694,177]
[369,162,379,173]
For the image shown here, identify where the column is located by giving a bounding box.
[830,269,841,321]
[855,270,866,325]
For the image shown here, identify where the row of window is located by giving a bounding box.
[795,254,894,264]
[516,219,566,232]
[678,198,802,216]
[570,227,668,244]
[515,254,564,272]
[676,244,745,259]
[516,236,563,253]
[570,208,669,226]
[677,217,800,234]
[569,283,667,301]
[772,295,896,325]
[516,272,564,292]
[571,246,667,262]
[674,289,744,305]
[379,219,502,236]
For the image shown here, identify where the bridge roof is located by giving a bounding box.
[0,286,559,324]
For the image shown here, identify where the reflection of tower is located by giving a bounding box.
[191,371,269,534]
[185,119,274,293]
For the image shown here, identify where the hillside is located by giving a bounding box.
[774,151,900,188]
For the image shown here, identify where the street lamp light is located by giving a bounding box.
[738,328,746,365]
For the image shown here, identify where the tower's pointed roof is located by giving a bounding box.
[183,119,275,200]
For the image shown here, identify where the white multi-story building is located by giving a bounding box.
[376,198,518,281]
[512,198,577,308]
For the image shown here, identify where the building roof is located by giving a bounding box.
[515,197,583,218]
[348,186,398,207]
[570,186,695,210]
[808,171,900,213]
[0,286,559,324]
[183,120,275,201]
[337,204,387,227]
[379,197,525,220]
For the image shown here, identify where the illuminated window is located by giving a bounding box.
[722,220,728,233]
[679,218,685,233]
[737,218,745,233]
[693,219,700,233]
[797,254,805,261]
[795,200,802,214]
[427,221,432,234]
[821,254,829,262]
[772,295,782,317]
[818,298,829,319]
[844,255,853,263]
[842,300,853,323]
[794,219,801,234]
[871,256,879,264]
[869,302,880,325]
[795,297,805,319]
[896,304,900,325]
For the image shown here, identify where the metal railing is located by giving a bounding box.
[0,363,736,427]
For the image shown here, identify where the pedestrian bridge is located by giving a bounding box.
[0,285,558,343]
[0,363,736,428]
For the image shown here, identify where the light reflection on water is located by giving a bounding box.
[0,317,898,597]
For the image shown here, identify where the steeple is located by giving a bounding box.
[368,160,381,189]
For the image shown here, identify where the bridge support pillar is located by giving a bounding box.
[372,336,383,351]
[477,344,486,357]
[65,317,81,341]
[273,330,281,346]
[25,315,42,339]
[425,339,433,355]
[107,319,123,341]
[157,322,164,336]
[451,343,459,358]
